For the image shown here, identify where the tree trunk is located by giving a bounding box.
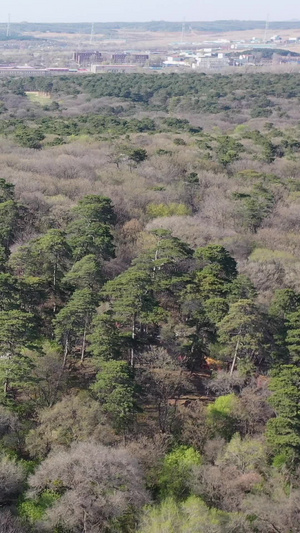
[230,339,240,375]
[81,319,88,362]
[62,335,69,369]
[289,482,293,529]
[130,313,136,368]
[152,248,159,279]
[53,263,57,313]
[158,400,168,433]
[130,348,134,368]
[83,510,88,533]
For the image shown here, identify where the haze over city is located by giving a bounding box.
[0,0,299,23]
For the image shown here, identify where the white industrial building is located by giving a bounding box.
[193,53,230,69]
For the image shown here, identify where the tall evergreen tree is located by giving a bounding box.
[270,289,300,364]
[218,299,271,374]
[0,309,36,399]
[0,180,19,253]
[67,195,116,261]
[54,288,97,365]
[10,229,72,313]
[195,244,238,281]
[267,365,300,466]
[104,267,165,366]
[62,254,103,291]
[133,229,193,296]
[88,311,123,361]
[286,311,300,365]
[91,360,137,436]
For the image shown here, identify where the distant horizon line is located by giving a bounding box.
[1,19,300,24]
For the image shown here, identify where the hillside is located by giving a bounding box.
[0,71,300,531]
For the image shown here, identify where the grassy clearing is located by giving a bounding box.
[26,91,51,106]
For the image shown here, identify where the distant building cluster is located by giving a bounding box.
[73,50,150,67]
[1,33,300,78]
[163,51,230,70]
[73,51,103,65]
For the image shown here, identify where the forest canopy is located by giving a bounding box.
[0,69,300,531]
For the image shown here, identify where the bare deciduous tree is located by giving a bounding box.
[0,456,25,504]
[26,394,118,458]
[137,347,191,433]
[27,441,149,532]
[0,511,28,533]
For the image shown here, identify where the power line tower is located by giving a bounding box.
[181,20,186,44]
[90,22,95,45]
[264,14,270,44]
[6,14,11,38]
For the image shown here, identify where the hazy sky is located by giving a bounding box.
[1,0,300,23]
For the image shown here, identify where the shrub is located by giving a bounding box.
[207,394,240,440]
[249,248,296,263]
[147,203,192,218]
[174,138,187,146]
[138,496,248,533]
[158,446,202,499]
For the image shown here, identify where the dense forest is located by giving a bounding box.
[0,71,300,531]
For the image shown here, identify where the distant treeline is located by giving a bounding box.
[1,20,300,34]
[229,48,300,58]
[0,33,38,41]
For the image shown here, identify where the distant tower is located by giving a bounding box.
[181,20,186,44]
[264,15,270,44]
[6,14,11,38]
[90,22,95,44]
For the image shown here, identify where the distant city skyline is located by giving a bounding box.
[0,0,299,24]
